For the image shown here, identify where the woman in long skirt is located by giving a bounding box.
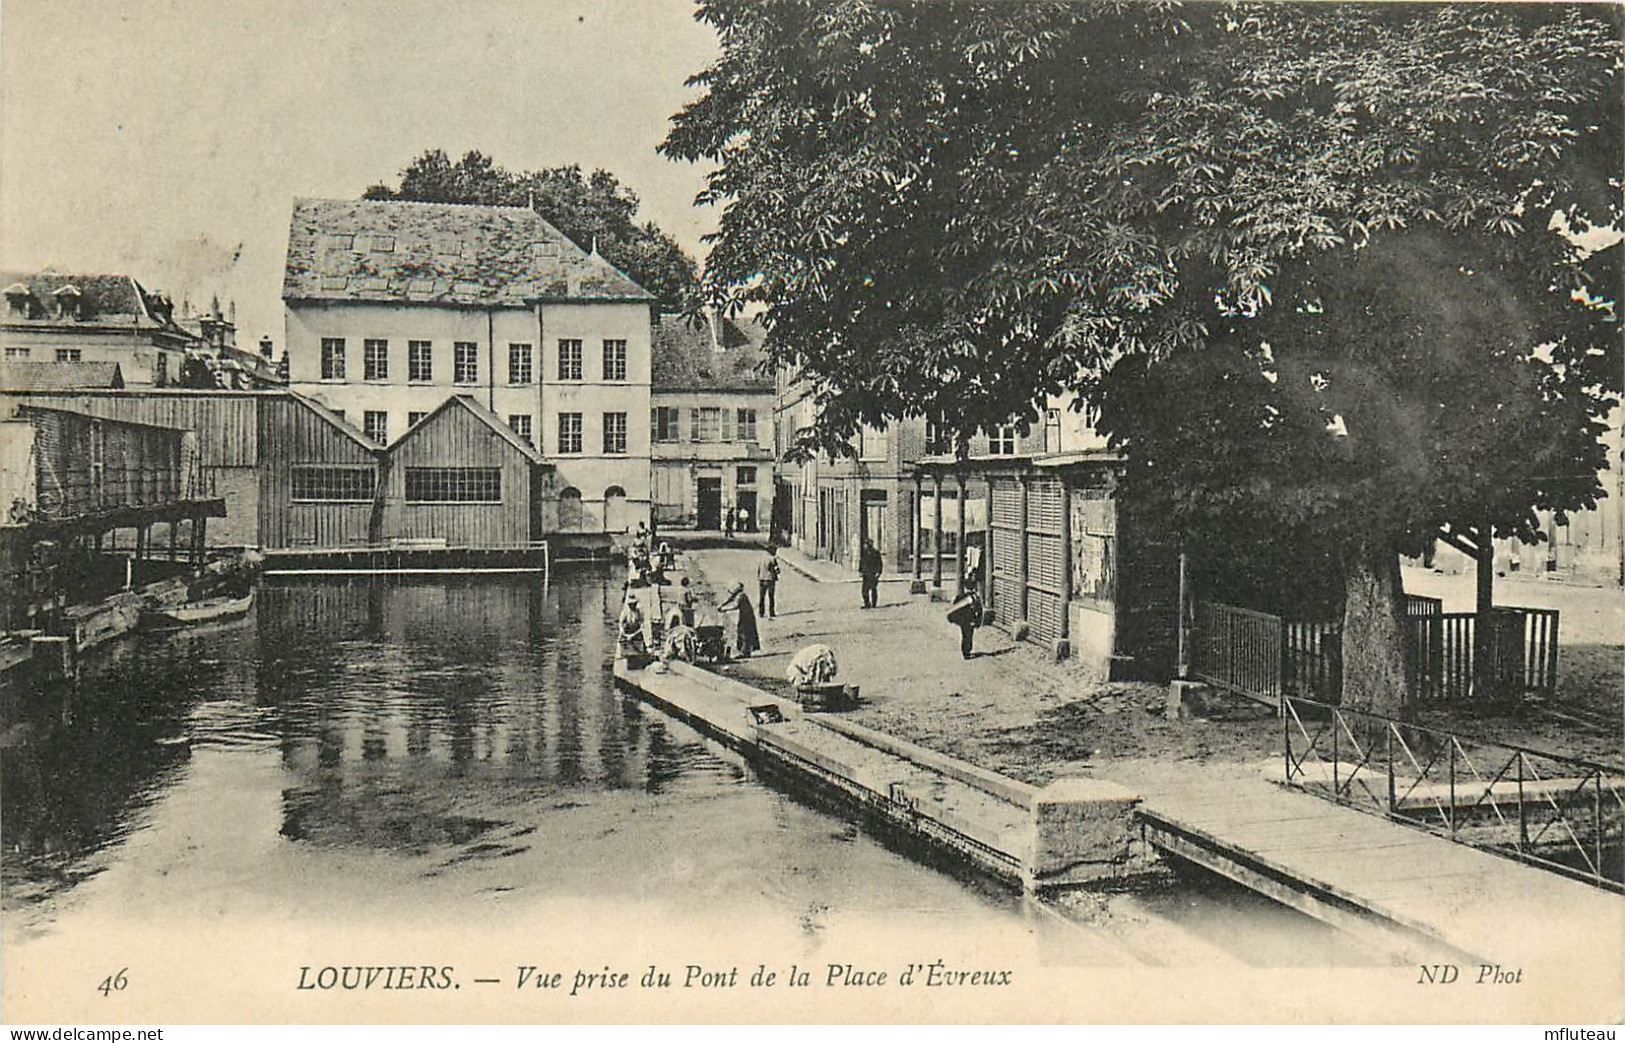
[717,581,760,658]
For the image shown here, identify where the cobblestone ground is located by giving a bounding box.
[672,546,1620,784]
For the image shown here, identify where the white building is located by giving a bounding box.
[283,197,655,534]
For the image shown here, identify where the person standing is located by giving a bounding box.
[948,559,984,659]
[717,581,759,658]
[859,538,882,609]
[757,545,781,618]
[678,577,697,626]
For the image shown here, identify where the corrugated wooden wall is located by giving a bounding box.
[258,396,378,549]
[1026,477,1066,647]
[8,393,258,467]
[383,405,532,546]
[989,477,1022,628]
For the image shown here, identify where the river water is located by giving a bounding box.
[2,568,1382,1012]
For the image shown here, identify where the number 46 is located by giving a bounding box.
[98,968,128,996]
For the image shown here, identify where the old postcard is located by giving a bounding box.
[2,0,1621,1027]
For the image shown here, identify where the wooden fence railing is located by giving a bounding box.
[1283,619,1341,701]
[1411,607,1559,702]
[1193,596,1558,707]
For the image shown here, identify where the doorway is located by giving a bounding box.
[697,477,722,530]
[736,490,758,533]
[861,490,888,567]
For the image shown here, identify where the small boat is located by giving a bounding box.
[144,590,254,628]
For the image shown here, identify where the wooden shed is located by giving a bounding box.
[920,451,1177,682]
[380,394,546,547]
[258,393,383,550]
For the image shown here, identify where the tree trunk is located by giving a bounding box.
[1340,536,1411,718]
[1473,535,1497,700]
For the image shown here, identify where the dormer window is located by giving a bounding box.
[53,285,82,320]
[3,283,33,318]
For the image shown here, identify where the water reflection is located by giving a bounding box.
[1,568,1383,969]
[255,575,745,854]
[2,569,794,929]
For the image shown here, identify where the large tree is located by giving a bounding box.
[663,1,1622,714]
[365,149,700,309]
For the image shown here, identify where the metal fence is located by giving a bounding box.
[1283,694,1623,891]
[1192,600,1283,705]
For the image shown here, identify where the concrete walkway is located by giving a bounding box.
[669,546,1624,969]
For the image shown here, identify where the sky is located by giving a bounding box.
[0,0,723,347]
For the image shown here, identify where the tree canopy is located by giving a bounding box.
[664,1,1623,711]
[364,150,700,309]
[664,2,1619,451]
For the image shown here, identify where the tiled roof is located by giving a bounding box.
[651,313,772,392]
[282,198,653,307]
[0,272,154,324]
[1,361,126,390]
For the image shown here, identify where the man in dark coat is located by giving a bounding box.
[859,538,882,609]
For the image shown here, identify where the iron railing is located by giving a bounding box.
[1283,694,1624,892]
[1192,601,1283,704]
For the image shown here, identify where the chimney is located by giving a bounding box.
[707,306,723,355]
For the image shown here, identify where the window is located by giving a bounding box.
[408,340,433,382]
[4,347,29,359]
[691,406,721,442]
[364,338,389,380]
[371,235,395,252]
[363,410,388,444]
[408,411,428,428]
[321,337,346,380]
[453,341,478,384]
[602,339,627,381]
[331,409,346,422]
[603,412,627,454]
[508,343,533,385]
[558,412,583,454]
[651,406,681,442]
[290,466,375,503]
[404,467,501,504]
[859,425,889,461]
[737,466,757,486]
[55,348,82,363]
[508,414,533,444]
[155,353,169,385]
[736,408,758,442]
[558,339,583,380]
[989,424,1018,456]
[925,420,948,456]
